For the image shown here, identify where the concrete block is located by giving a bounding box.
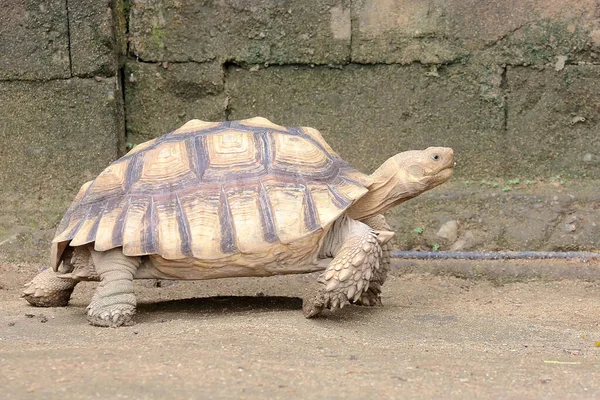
[0,78,122,261]
[0,0,70,80]
[226,63,504,177]
[352,0,598,65]
[125,61,227,145]
[128,0,351,64]
[506,65,600,179]
[69,0,118,77]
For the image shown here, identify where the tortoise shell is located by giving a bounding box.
[51,117,372,268]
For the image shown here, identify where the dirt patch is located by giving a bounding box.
[1,261,599,399]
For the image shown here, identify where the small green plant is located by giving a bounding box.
[550,174,567,185]
[507,178,520,185]
[491,182,499,188]
[413,227,424,235]
[464,180,471,186]
[480,179,487,185]
[525,179,536,185]
[502,186,512,192]
[151,25,165,48]
[432,243,441,252]
[126,142,137,150]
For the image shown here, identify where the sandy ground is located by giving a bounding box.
[1,260,600,399]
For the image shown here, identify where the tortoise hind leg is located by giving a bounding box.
[86,248,141,327]
[23,268,79,307]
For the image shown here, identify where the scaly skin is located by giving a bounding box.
[354,214,392,307]
[22,268,78,307]
[86,248,140,327]
[303,218,384,318]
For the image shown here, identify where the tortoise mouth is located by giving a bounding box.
[441,151,456,173]
[438,166,454,180]
[432,157,455,183]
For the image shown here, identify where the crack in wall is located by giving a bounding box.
[348,0,354,63]
[501,65,508,134]
[65,0,73,77]
[3,58,599,84]
[222,61,235,121]
[115,0,130,156]
[500,65,509,176]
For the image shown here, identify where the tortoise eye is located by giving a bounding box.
[432,154,440,161]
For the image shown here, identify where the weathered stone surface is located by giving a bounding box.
[69,0,118,77]
[0,78,122,262]
[125,62,227,145]
[226,63,504,177]
[128,0,351,64]
[506,65,600,179]
[436,220,459,242]
[0,0,70,80]
[352,0,598,65]
[386,182,600,253]
[351,0,466,64]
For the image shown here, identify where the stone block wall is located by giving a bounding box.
[1,0,599,262]
[0,0,124,261]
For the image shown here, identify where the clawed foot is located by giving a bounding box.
[86,303,136,327]
[86,288,137,327]
[302,290,349,318]
[22,268,77,307]
[353,287,383,307]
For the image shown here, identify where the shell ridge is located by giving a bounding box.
[119,123,231,163]
[63,204,92,243]
[142,196,158,254]
[234,121,288,136]
[327,183,351,209]
[110,197,131,247]
[195,135,210,182]
[302,181,321,232]
[84,201,108,244]
[124,156,143,193]
[58,180,96,232]
[254,130,272,173]
[258,179,278,243]
[162,124,232,142]
[184,137,202,183]
[175,193,193,257]
[269,161,338,183]
[218,186,238,254]
[340,175,367,188]
[288,126,336,158]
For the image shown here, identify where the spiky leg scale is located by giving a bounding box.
[354,214,392,307]
[303,219,383,318]
[22,268,78,307]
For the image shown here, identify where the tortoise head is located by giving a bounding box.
[348,147,455,220]
[392,147,455,189]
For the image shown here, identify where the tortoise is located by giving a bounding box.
[23,117,454,327]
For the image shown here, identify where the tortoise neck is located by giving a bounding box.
[347,159,420,221]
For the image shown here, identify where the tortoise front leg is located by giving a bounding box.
[22,268,79,307]
[354,214,392,307]
[302,218,393,317]
[86,248,140,327]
